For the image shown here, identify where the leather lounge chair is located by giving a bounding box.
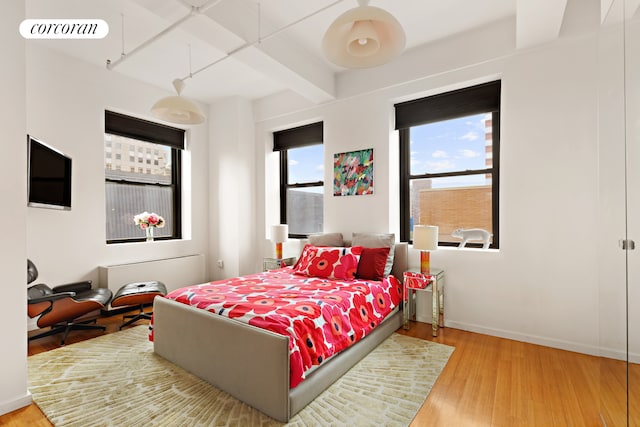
[27,259,113,345]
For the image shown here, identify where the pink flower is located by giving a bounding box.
[321,304,354,352]
[308,250,340,277]
[349,294,378,337]
[386,276,402,306]
[370,283,392,316]
[226,295,289,319]
[293,317,329,370]
[277,301,322,319]
[133,211,165,229]
[148,214,159,226]
[333,254,359,280]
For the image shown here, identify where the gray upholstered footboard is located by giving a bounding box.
[153,297,291,421]
[154,297,401,422]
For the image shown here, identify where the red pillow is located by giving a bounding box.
[293,244,363,280]
[356,247,391,281]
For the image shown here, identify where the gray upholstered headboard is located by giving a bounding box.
[390,242,408,282]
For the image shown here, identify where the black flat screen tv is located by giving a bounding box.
[27,135,72,210]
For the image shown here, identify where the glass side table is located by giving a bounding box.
[403,268,445,337]
[263,257,296,271]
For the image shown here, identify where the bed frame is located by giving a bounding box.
[153,242,408,422]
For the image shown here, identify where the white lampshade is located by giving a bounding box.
[413,225,438,251]
[151,79,205,125]
[322,0,406,68]
[270,224,289,244]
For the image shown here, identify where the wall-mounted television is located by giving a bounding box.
[27,135,72,210]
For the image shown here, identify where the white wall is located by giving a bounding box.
[25,45,211,288]
[0,2,32,417]
[208,97,258,279]
[254,13,619,357]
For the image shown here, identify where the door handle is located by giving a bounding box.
[620,239,636,250]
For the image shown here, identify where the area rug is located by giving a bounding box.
[28,325,454,427]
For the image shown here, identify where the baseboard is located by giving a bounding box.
[0,392,32,417]
[445,320,628,361]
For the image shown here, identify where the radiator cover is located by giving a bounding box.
[99,254,206,310]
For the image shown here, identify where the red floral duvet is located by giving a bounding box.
[152,267,401,388]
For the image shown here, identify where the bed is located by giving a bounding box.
[152,235,408,422]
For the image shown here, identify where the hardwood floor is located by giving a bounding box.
[399,324,620,427]
[1,314,627,426]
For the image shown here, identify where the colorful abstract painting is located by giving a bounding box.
[333,148,374,196]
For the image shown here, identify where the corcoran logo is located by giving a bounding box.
[19,19,109,39]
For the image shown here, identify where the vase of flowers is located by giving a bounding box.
[134,211,165,242]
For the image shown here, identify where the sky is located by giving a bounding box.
[288,144,324,184]
[411,113,490,188]
[287,112,490,188]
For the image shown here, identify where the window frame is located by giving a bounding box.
[273,122,324,239]
[396,81,501,248]
[104,111,184,244]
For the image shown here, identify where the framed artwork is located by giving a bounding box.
[333,148,374,196]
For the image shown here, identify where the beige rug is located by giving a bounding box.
[28,325,454,427]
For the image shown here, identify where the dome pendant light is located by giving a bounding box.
[322,0,406,68]
[151,78,205,125]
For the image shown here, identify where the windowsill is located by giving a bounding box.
[106,238,184,245]
[430,245,500,253]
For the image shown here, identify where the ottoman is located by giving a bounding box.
[111,281,167,329]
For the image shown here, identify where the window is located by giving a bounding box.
[396,81,500,248]
[274,122,324,238]
[104,111,184,243]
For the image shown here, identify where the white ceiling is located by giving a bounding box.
[25,0,570,105]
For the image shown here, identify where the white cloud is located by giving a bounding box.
[316,164,324,171]
[459,149,480,158]
[432,150,448,158]
[410,150,421,167]
[427,160,455,171]
[459,131,479,141]
[289,159,299,166]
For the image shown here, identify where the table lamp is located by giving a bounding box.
[413,225,438,274]
[270,224,288,259]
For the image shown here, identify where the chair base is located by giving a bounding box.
[120,305,152,330]
[29,319,106,345]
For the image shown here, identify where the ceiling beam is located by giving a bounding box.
[628,0,640,19]
[601,0,615,23]
[600,0,640,26]
[198,0,336,103]
[132,0,336,103]
[516,0,568,49]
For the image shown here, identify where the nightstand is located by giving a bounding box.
[403,268,445,337]
[263,257,296,271]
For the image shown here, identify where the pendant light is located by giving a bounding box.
[151,45,205,125]
[322,0,406,68]
[151,78,205,125]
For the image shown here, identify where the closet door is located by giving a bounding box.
[598,0,629,425]
[624,1,640,424]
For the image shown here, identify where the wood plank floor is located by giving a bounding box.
[1,312,630,426]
